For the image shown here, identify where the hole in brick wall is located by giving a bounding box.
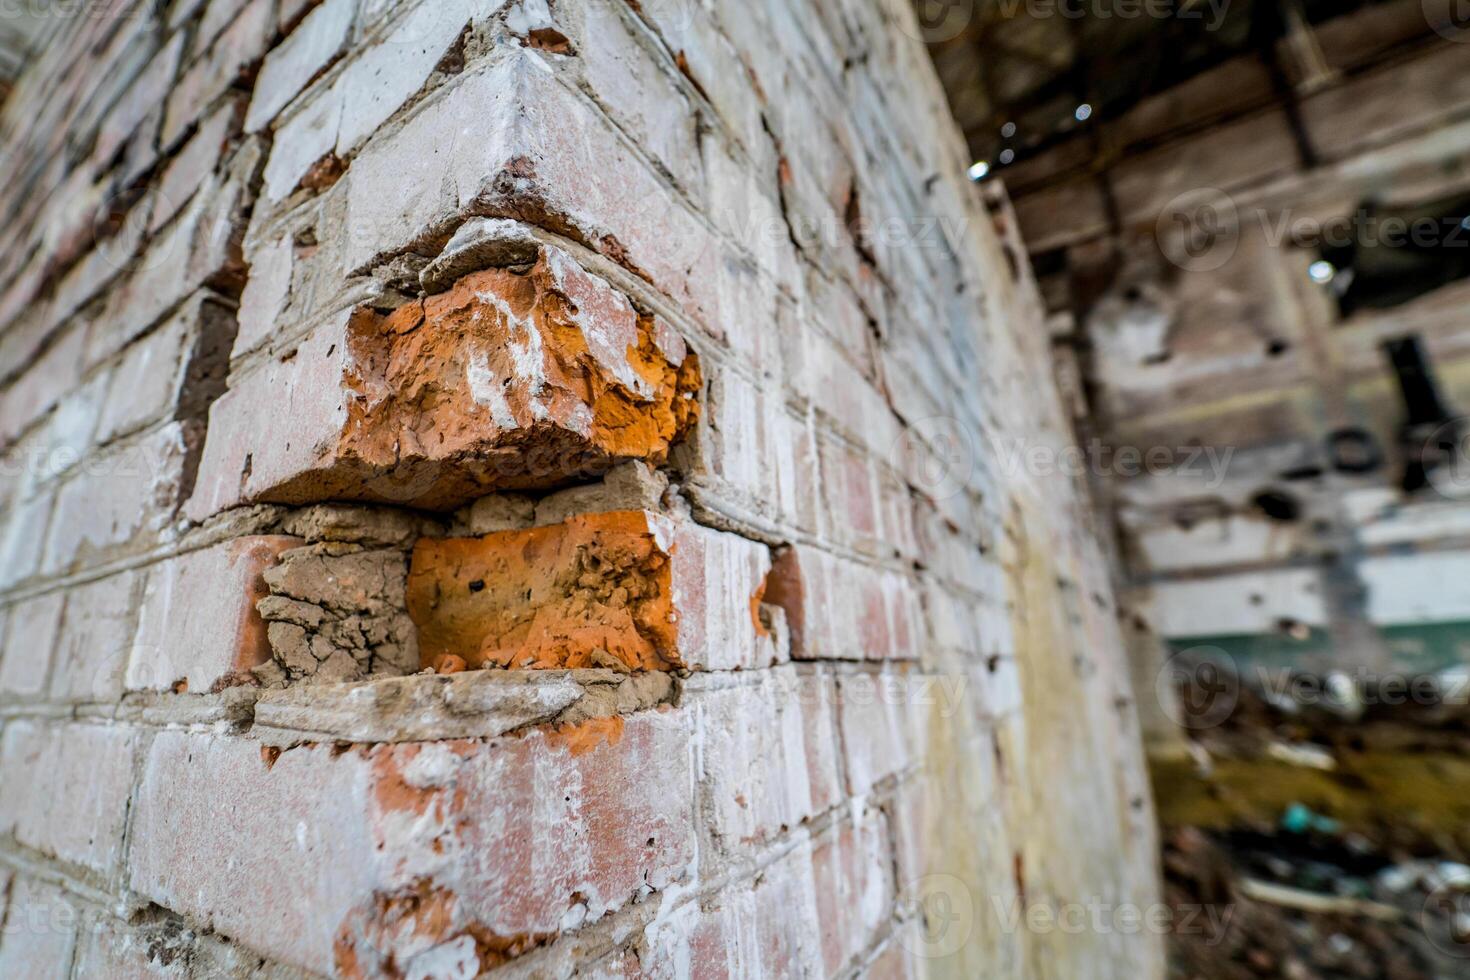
[759,547,806,657]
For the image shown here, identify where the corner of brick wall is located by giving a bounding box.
[0,0,1162,977]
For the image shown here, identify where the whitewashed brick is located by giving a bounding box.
[0,593,64,697]
[48,570,139,703]
[0,721,137,875]
[246,0,357,133]
[128,536,299,693]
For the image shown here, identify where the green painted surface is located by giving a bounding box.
[1166,621,1470,674]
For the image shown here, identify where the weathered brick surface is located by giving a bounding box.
[0,592,64,697]
[43,423,198,577]
[246,0,356,133]
[0,878,77,980]
[190,242,699,515]
[0,721,137,876]
[48,571,139,704]
[408,510,773,672]
[686,667,843,864]
[128,535,300,692]
[0,0,1161,975]
[130,712,695,975]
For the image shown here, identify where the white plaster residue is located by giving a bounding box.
[402,742,465,789]
[544,246,653,400]
[505,0,554,36]
[566,402,594,437]
[405,935,480,980]
[477,288,551,421]
[466,351,517,429]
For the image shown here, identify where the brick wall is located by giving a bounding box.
[0,0,1160,977]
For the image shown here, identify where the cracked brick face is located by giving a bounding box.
[407,510,682,671]
[190,244,701,515]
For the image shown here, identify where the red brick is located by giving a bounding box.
[331,0,476,154]
[766,546,919,662]
[811,806,896,975]
[699,367,817,533]
[189,244,699,515]
[342,49,741,339]
[150,97,241,234]
[230,229,293,358]
[641,844,824,977]
[129,711,695,975]
[245,0,355,133]
[163,0,273,146]
[0,325,84,446]
[408,511,774,672]
[0,490,53,592]
[90,167,249,366]
[97,294,234,445]
[837,667,923,796]
[128,536,300,693]
[48,571,139,704]
[43,423,198,577]
[91,33,185,173]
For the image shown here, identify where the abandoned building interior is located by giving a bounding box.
[0,0,1466,977]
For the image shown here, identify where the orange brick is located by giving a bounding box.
[408,511,777,672]
[189,244,700,515]
[408,511,681,671]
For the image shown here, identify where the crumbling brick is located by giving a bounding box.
[408,510,776,672]
[408,510,684,672]
[129,714,696,975]
[253,668,675,744]
[256,542,419,685]
[188,240,701,515]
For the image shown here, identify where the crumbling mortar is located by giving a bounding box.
[249,670,677,759]
[255,540,423,688]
